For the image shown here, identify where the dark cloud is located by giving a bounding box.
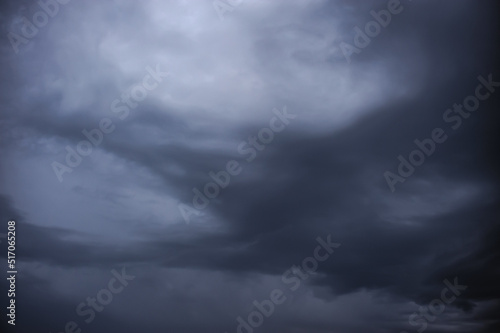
[0,0,499,332]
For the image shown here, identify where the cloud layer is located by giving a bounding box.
[0,0,499,332]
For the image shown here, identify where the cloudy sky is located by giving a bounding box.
[0,0,499,332]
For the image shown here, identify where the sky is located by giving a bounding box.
[0,0,499,332]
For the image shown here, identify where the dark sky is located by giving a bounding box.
[0,0,499,332]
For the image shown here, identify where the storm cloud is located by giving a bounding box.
[0,0,499,332]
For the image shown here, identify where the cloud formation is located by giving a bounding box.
[0,0,499,332]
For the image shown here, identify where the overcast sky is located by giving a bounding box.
[0,0,499,332]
